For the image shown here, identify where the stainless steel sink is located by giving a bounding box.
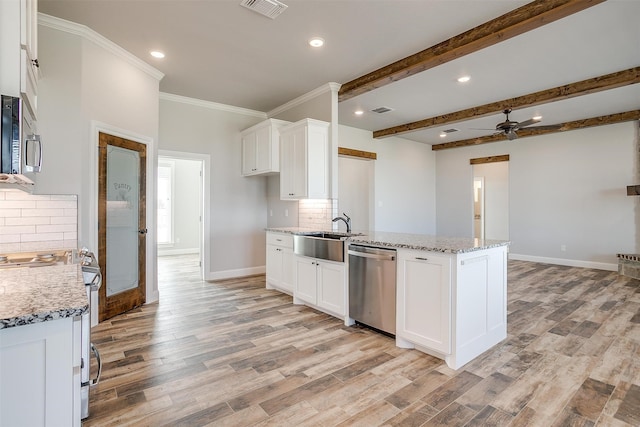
[294,233,347,262]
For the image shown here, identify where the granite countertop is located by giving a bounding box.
[0,263,88,329]
[266,227,510,254]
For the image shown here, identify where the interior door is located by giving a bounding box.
[98,132,146,321]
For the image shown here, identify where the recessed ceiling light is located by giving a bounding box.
[439,132,447,138]
[309,37,324,48]
[150,50,165,59]
[533,115,542,120]
[457,75,471,83]
[354,110,364,116]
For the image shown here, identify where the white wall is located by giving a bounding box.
[37,18,161,302]
[436,122,637,268]
[338,125,436,234]
[158,97,269,279]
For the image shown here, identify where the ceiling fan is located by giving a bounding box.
[491,108,560,140]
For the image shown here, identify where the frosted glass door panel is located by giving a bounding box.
[106,145,140,296]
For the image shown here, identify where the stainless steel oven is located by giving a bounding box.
[79,248,103,420]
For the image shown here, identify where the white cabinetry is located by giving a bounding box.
[265,232,294,294]
[293,255,346,319]
[0,316,81,427]
[241,119,289,176]
[0,0,39,117]
[396,246,507,370]
[279,119,330,200]
[397,250,451,354]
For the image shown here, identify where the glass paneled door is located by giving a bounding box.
[98,132,146,321]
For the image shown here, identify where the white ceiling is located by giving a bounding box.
[38,0,640,147]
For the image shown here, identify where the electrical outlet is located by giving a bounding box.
[284,209,288,217]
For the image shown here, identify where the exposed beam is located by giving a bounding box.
[338,0,606,102]
[431,110,640,151]
[374,67,640,139]
[470,155,510,165]
[338,147,377,160]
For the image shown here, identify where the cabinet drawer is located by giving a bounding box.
[267,232,293,248]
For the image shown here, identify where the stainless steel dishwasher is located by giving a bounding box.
[348,244,397,335]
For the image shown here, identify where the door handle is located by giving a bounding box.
[138,229,148,235]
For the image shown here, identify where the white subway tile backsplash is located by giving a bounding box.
[298,199,338,229]
[0,193,78,252]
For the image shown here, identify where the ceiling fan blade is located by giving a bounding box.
[526,124,562,131]
[517,118,541,128]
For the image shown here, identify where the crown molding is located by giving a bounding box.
[38,13,164,81]
[159,93,267,119]
[267,82,341,118]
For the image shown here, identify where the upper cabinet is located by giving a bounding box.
[0,0,39,118]
[279,118,330,200]
[241,118,289,176]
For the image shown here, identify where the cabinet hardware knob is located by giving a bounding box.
[138,229,148,235]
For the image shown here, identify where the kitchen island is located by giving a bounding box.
[266,227,510,369]
[0,263,87,427]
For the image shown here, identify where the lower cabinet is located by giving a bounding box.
[265,232,294,294]
[397,250,452,354]
[293,255,346,318]
[396,246,508,370]
[0,316,81,427]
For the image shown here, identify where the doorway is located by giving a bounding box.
[472,160,509,241]
[158,150,210,280]
[98,132,147,321]
[338,155,375,232]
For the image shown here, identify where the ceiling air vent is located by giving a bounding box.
[240,0,288,19]
[442,128,459,133]
[371,106,393,114]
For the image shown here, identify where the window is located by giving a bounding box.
[157,160,175,245]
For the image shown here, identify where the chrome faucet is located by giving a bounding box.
[332,212,351,233]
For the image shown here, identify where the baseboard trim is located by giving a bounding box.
[509,253,617,272]
[206,266,266,281]
[158,248,199,256]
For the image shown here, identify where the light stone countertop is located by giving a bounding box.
[0,263,88,329]
[266,227,510,254]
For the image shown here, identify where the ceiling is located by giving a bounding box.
[38,0,640,148]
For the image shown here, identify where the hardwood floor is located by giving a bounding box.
[84,255,640,426]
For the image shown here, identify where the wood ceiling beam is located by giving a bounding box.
[431,110,640,151]
[374,67,640,139]
[338,0,606,103]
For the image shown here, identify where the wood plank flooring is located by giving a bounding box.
[83,255,640,426]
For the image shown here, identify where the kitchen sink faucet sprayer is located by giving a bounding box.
[332,213,351,233]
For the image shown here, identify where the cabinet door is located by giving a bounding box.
[266,244,283,287]
[241,132,257,175]
[397,251,451,354]
[254,125,272,173]
[294,256,317,304]
[0,318,76,427]
[280,126,307,199]
[317,260,346,316]
[280,247,294,293]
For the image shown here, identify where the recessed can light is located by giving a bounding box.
[309,37,324,47]
[533,115,542,121]
[150,50,165,59]
[439,132,447,138]
[457,75,471,83]
[354,110,364,116]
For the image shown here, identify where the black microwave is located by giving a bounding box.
[1,95,41,174]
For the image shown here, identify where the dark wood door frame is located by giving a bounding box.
[98,132,147,321]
